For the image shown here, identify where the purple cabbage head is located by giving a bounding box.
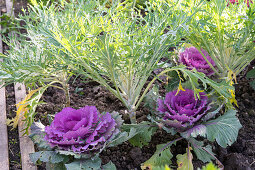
[157,89,211,130]
[179,47,216,76]
[44,106,119,154]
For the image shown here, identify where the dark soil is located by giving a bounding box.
[6,84,22,170]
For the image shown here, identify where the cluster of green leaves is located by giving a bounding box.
[143,90,241,169]
[0,1,75,132]
[185,0,255,78]
[29,119,119,170]
[20,0,192,123]
[27,0,237,125]
[29,115,157,170]
[0,14,17,34]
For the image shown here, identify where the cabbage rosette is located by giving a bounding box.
[44,106,120,154]
[157,89,211,131]
[179,47,216,76]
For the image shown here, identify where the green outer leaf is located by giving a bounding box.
[65,161,82,170]
[141,142,174,169]
[102,161,117,170]
[65,156,102,170]
[176,148,193,170]
[30,151,42,164]
[128,125,157,147]
[121,122,157,148]
[46,162,66,170]
[249,80,255,91]
[29,151,66,164]
[29,122,51,149]
[189,138,215,163]
[205,109,242,148]
[107,127,137,147]
[246,68,255,78]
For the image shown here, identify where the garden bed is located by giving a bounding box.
[1,0,255,170]
[2,70,255,170]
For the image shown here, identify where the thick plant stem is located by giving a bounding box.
[129,110,137,124]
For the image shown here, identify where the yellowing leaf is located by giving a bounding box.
[201,162,220,170]
[184,43,193,48]
[165,165,172,170]
[141,142,173,170]
[175,80,186,96]
[227,70,238,107]
[177,147,193,170]
[30,0,38,6]
[7,88,40,129]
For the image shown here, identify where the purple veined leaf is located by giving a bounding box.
[181,124,207,138]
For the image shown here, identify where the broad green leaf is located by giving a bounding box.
[249,80,255,91]
[141,142,174,170]
[176,148,193,170]
[30,151,43,164]
[107,127,137,147]
[29,151,66,164]
[29,122,51,149]
[128,126,156,147]
[189,138,215,163]
[46,162,66,170]
[65,156,102,170]
[65,161,82,170]
[205,109,242,148]
[102,161,117,170]
[246,68,255,78]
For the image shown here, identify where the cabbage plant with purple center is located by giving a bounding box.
[44,106,119,154]
[158,89,211,130]
[179,47,216,76]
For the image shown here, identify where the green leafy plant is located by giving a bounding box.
[18,0,192,124]
[186,0,255,79]
[0,12,73,133]
[142,88,241,169]
[29,106,123,170]
[0,14,17,34]
[27,0,235,124]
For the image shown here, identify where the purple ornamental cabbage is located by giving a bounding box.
[158,89,211,130]
[179,47,216,76]
[44,106,119,154]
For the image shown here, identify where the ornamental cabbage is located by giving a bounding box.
[44,106,119,154]
[157,89,211,130]
[179,47,216,76]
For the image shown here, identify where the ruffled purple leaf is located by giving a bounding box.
[179,47,216,76]
[44,106,120,154]
[157,89,211,131]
